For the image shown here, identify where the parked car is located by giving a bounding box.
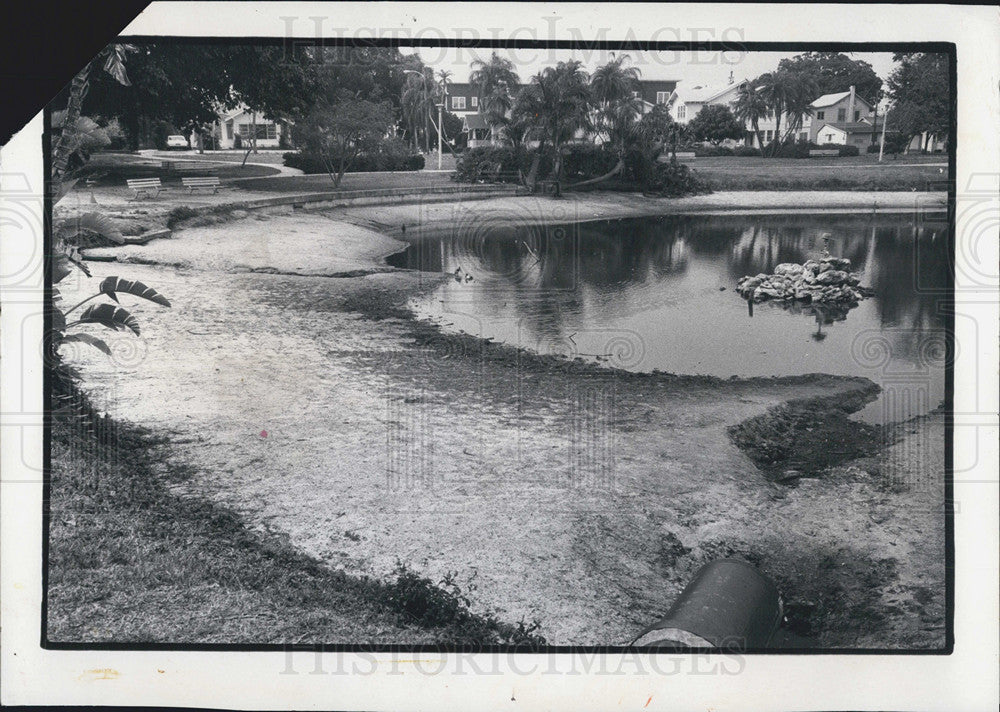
[165,135,189,150]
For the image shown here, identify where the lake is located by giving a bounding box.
[388,211,950,425]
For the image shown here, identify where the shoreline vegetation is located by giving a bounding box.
[49,187,946,647]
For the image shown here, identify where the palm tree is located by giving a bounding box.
[589,53,642,158]
[469,52,520,144]
[401,67,437,152]
[515,61,593,196]
[757,70,818,155]
[778,74,818,144]
[53,44,134,190]
[732,80,769,152]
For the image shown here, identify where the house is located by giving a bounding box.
[633,79,681,114]
[744,85,877,148]
[815,121,876,148]
[213,106,286,149]
[806,87,875,143]
[443,83,482,115]
[669,79,743,124]
[461,113,492,148]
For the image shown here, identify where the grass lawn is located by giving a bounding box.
[149,150,289,165]
[46,397,545,645]
[678,154,949,191]
[81,153,280,186]
[232,171,455,193]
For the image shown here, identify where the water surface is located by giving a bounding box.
[389,212,950,424]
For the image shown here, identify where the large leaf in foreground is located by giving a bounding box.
[78,303,140,335]
[61,333,112,356]
[99,277,171,307]
[75,212,125,244]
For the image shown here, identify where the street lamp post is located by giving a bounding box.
[436,102,444,170]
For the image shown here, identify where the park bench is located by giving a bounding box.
[181,176,221,194]
[808,149,840,157]
[126,178,163,200]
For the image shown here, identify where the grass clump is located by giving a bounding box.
[727,387,884,477]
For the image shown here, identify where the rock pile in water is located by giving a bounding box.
[736,256,874,305]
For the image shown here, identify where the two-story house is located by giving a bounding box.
[442,82,482,116]
[744,85,876,148]
[808,87,876,147]
[669,79,743,125]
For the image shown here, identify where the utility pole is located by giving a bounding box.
[437,101,444,170]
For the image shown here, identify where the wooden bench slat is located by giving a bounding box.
[182,176,221,193]
[126,178,163,200]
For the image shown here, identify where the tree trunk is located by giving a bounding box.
[565,158,623,189]
[251,111,258,155]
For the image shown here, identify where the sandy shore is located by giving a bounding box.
[58,196,946,647]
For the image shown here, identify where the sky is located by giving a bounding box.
[410,47,897,93]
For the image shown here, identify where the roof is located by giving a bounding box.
[673,81,743,105]
[461,113,489,130]
[811,91,874,109]
[811,91,852,108]
[817,122,875,135]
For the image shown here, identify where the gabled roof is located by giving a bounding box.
[461,113,489,131]
[811,91,874,109]
[811,91,852,108]
[817,122,875,135]
[673,81,743,105]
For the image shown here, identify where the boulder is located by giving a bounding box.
[821,256,852,271]
[774,263,804,277]
[815,269,849,285]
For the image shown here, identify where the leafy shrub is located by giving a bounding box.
[453,146,526,184]
[407,152,425,170]
[734,145,762,157]
[646,158,712,197]
[837,144,860,157]
[694,145,734,157]
[561,144,618,180]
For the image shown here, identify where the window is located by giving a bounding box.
[225,120,233,139]
[656,91,670,104]
[816,111,825,120]
[677,105,686,119]
[451,96,466,110]
[825,133,835,142]
[765,130,773,141]
[471,96,478,108]
[854,110,860,121]
[238,123,277,140]
[632,90,640,98]
[799,132,808,142]
[837,108,846,121]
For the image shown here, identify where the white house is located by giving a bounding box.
[744,86,877,149]
[214,106,286,149]
[668,79,744,125]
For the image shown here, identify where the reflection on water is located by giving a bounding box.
[389,212,950,425]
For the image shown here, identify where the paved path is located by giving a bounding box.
[139,149,303,176]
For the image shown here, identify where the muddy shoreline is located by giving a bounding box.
[55,197,946,647]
